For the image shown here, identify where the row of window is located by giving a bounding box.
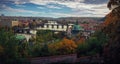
[41,24,73,29]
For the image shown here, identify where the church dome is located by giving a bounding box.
[72,24,83,31]
[71,21,84,35]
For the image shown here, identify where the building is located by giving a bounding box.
[37,21,73,31]
[66,21,84,38]
[0,19,19,27]
[71,21,84,34]
[19,20,30,27]
[80,21,100,33]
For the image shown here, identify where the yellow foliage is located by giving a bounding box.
[104,6,120,27]
[48,38,77,54]
[62,38,77,49]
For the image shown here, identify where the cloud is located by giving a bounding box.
[7,0,28,5]
[1,4,28,12]
[27,0,110,15]
[73,3,110,16]
[37,7,45,9]
[83,0,109,4]
[37,5,62,9]
[46,5,62,9]
[15,4,26,7]
[0,0,110,17]
[0,4,43,15]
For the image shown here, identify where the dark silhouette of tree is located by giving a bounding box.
[103,0,120,64]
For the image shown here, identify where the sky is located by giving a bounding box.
[0,0,110,18]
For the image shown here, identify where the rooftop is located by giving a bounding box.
[15,34,26,40]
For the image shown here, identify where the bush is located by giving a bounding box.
[0,28,30,64]
[48,38,77,55]
[77,31,108,57]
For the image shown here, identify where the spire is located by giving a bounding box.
[76,20,79,25]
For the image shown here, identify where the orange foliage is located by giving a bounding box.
[104,12,117,26]
[60,38,77,50]
[104,6,120,27]
[76,37,85,45]
[48,38,77,54]
[102,0,120,63]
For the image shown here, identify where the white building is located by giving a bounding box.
[37,21,73,31]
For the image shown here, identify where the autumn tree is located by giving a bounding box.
[58,38,77,54]
[102,0,120,64]
[76,37,85,45]
[49,38,77,55]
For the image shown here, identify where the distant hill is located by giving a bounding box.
[57,17,103,22]
[0,16,103,22]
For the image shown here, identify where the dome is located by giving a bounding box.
[71,24,84,35]
[72,24,83,31]
[15,34,26,40]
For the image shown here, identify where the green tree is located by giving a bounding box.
[36,30,54,43]
[0,28,30,64]
[77,42,89,57]
[77,31,108,57]
[31,43,50,57]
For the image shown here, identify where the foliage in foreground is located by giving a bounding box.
[77,31,108,57]
[0,28,30,64]
[31,38,77,57]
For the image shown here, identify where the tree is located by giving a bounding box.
[31,43,50,57]
[77,42,89,58]
[0,28,30,64]
[76,37,85,45]
[36,30,54,43]
[77,31,108,58]
[102,1,120,63]
[49,38,77,55]
[0,45,4,56]
[57,38,77,54]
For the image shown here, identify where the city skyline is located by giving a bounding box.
[0,0,110,18]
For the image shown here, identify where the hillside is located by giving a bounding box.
[0,16,102,22]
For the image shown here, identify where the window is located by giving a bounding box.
[52,25,54,28]
[57,25,59,29]
[62,25,64,29]
[47,24,49,28]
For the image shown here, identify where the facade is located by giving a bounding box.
[37,21,73,31]
[12,21,19,27]
[19,20,30,27]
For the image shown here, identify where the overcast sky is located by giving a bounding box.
[0,0,110,18]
